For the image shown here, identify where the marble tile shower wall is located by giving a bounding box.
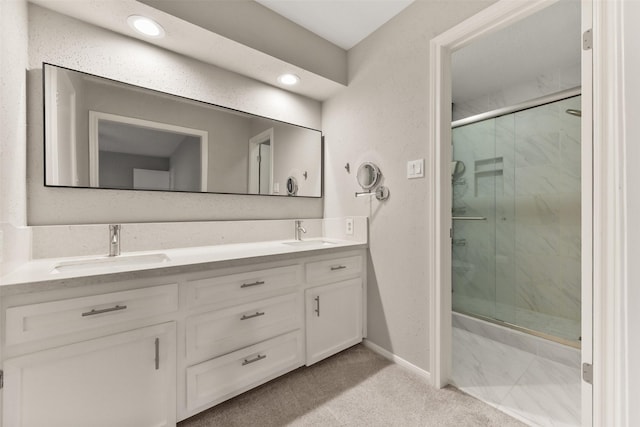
[452,96,581,339]
[452,64,581,122]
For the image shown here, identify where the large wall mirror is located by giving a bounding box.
[43,63,323,197]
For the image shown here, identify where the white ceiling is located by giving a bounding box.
[99,120,188,157]
[452,0,581,104]
[32,0,579,104]
[31,0,347,101]
[31,0,417,101]
[255,0,415,50]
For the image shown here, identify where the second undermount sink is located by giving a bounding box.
[282,239,337,247]
[52,253,171,274]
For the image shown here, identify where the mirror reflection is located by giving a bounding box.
[44,63,323,197]
[356,162,380,190]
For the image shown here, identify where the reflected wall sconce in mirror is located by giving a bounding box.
[355,162,390,201]
[286,176,298,196]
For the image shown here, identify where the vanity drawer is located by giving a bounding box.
[186,329,303,412]
[186,265,302,309]
[186,293,301,363]
[5,284,178,346]
[306,255,363,284]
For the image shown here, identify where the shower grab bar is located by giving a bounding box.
[452,216,487,221]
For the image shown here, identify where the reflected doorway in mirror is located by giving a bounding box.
[43,63,323,197]
[88,111,208,192]
[248,128,274,195]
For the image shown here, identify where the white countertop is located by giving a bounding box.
[0,238,367,288]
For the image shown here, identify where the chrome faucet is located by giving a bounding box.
[109,224,121,257]
[294,220,307,241]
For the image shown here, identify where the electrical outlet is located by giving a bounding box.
[345,217,354,235]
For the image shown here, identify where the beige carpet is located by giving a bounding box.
[179,344,525,427]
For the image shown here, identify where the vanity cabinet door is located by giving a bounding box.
[305,278,363,365]
[3,322,176,427]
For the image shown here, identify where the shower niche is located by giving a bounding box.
[473,157,503,197]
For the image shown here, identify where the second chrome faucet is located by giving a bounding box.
[109,224,121,257]
[294,220,307,241]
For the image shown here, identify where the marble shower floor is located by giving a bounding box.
[453,294,581,343]
[452,327,581,427]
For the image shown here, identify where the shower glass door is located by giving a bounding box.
[451,114,516,324]
[451,95,581,346]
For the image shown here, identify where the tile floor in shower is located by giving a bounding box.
[453,294,581,343]
[452,325,581,427]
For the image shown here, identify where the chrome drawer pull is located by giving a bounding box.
[155,337,160,370]
[330,265,347,271]
[241,311,265,320]
[241,280,265,288]
[314,296,320,317]
[242,354,266,366]
[81,304,127,317]
[452,216,487,221]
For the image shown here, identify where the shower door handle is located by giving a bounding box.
[452,216,487,221]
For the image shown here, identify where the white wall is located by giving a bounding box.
[27,5,323,225]
[99,152,170,189]
[251,118,322,197]
[273,124,321,197]
[0,0,30,276]
[323,0,494,370]
[82,77,251,193]
[170,137,201,192]
[622,1,640,423]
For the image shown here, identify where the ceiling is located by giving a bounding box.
[31,0,416,101]
[452,0,581,105]
[255,0,415,50]
[32,0,579,104]
[31,0,346,100]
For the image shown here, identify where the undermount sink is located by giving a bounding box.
[282,240,337,247]
[52,253,171,273]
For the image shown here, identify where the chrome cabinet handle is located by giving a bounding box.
[242,354,266,366]
[241,311,265,320]
[330,265,347,271]
[314,296,320,317]
[81,304,127,317]
[452,216,487,221]
[155,337,160,370]
[241,280,265,288]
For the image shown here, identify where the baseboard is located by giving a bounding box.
[362,339,431,382]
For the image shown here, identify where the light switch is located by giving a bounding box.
[407,159,425,179]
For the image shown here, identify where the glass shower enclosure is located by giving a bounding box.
[451,92,581,346]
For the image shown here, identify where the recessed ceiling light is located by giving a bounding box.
[278,74,300,86]
[127,15,165,38]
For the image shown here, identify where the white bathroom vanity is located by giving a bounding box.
[0,227,367,426]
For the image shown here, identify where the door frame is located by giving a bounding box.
[88,111,209,191]
[44,66,78,186]
[248,128,274,194]
[428,0,599,424]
